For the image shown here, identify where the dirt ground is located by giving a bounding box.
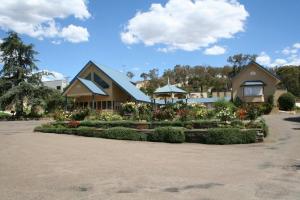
[0,113,300,200]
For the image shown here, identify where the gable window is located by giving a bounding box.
[244,86,263,96]
[85,73,92,80]
[94,73,109,89]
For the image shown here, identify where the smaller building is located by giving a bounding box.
[154,83,188,104]
[43,79,68,92]
[135,80,149,89]
[231,61,285,103]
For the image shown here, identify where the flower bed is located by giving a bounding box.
[34,123,263,144]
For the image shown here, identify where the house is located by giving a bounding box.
[43,79,68,92]
[231,61,285,103]
[135,80,149,89]
[63,61,150,110]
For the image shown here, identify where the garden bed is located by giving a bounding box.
[34,119,266,144]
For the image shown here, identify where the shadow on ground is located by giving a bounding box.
[283,116,300,123]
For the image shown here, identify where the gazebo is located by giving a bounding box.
[153,81,188,104]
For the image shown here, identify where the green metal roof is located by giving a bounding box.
[77,77,107,95]
[154,84,187,94]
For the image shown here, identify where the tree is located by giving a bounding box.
[0,32,52,117]
[140,72,149,81]
[227,54,257,76]
[126,71,134,79]
[275,66,300,97]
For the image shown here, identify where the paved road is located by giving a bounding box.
[0,114,299,200]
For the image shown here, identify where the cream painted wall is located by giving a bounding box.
[232,63,280,103]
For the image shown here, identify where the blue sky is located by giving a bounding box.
[0,0,299,81]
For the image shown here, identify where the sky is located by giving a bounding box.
[0,0,299,81]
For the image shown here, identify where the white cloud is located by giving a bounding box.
[256,52,271,66]
[282,42,300,55]
[293,43,300,49]
[257,43,300,67]
[204,45,226,55]
[0,0,90,43]
[61,24,89,43]
[41,70,65,81]
[272,58,287,66]
[121,0,249,52]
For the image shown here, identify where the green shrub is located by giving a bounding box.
[215,107,236,122]
[241,130,257,143]
[190,120,219,129]
[101,127,147,141]
[0,112,11,120]
[278,92,296,111]
[53,110,70,121]
[80,120,137,128]
[245,119,269,137]
[150,121,183,128]
[245,104,262,120]
[148,127,185,143]
[203,128,255,144]
[213,99,236,112]
[71,109,90,121]
[233,96,244,107]
[230,120,245,128]
[96,111,123,121]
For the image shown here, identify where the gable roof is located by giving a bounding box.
[77,78,107,95]
[232,61,281,81]
[65,61,151,103]
[154,84,187,94]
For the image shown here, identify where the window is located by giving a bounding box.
[85,73,92,80]
[56,86,61,90]
[102,101,107,109]
[107,101,112,109]
[244,86,263,96]
[94,73,109,89]
[97,101,102,109]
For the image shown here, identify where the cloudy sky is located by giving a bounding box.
[0,0,299,81]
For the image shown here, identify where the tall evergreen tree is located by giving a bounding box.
[0,32,52,116]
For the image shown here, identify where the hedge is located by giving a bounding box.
[204,128,256,144]
[35,125,258,144]
[57,119,240,129]
[185,128,256,144]
[148,127,185,143]
[35,126,146,141]
[100,127,147,141]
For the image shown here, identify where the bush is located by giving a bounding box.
[233,96,244,107]
[80,120,137,128]
[96,111,123,121]
[137,103,152,121]
[0,111,11,120]
[121,102,138,115]
[278,93,296,111]
[53,110,70,121]
[216,107,236,122]
[153,107,175,121]
[204,128,255,144]
[70,109,90,121]
[246,119,269,137]
[213,99,236,112]
[67,120,80,128]
[190,120,219,129]
[245,104,262,120]
[184,128,256,144]
[148,127,185,143]
[101,127,147,141]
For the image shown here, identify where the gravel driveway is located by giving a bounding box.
[0,114,300,200]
